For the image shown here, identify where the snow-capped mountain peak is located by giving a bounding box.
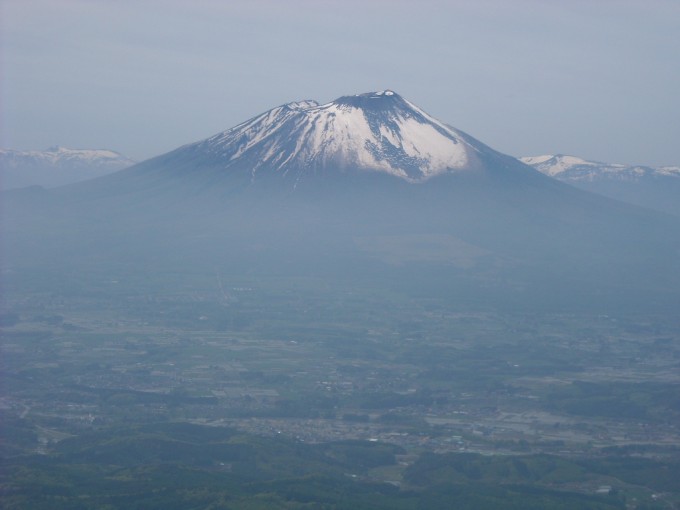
[186,90,487,183]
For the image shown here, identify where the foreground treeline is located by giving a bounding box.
[3,421,674,510]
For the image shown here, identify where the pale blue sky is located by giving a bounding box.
[2,0,679,166]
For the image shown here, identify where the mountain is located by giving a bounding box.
[174,90,488,182]
[0,146,135,190]
[521,154,680,216]
[97,90,541,195]
[3,91,680,312]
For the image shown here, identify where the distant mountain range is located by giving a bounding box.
[3,112,677,219]
[4,91,680,311]
[521,154,680,216]
[0,146,135,190]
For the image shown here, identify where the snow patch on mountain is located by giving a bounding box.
[1,146,133,165]
[657,166,680,177]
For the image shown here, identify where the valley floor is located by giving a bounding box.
[2,278,679,508]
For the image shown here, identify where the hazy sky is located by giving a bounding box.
[2,0,679,166]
